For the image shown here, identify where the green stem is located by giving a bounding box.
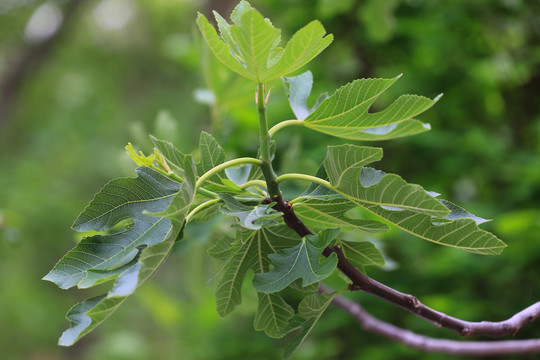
[195,157,262,192]
[276,173,333,190]
[268,119,303,137]
[241,180,267,189]
[257,82,281,199]
[185,198,221,223]
[165,172,218,199]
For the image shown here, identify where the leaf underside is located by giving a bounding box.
[45,161,196,345]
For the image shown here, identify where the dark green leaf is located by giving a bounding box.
[254,292,295,338]
[340,240,385,269]
[252,228,339,293]
[215,226,298,317]
[44,167,180,289]
[283,291,342,360]
[218,193,281,230]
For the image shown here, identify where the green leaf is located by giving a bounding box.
[197,2,332,82]
[292,195,389,232]
[360,200,506,254]
[324,144,449,217]
[254,292,295,338]
[208,236,237,260]
[340,240,385,269]
[44,162,197,345]
[150,135,185,175]
[252,228,339,293]
[218,193,281,230]
[307,161,502,253]
[57,232,179,346]
[340,119,431,141]
[303,75,440,140]
[44,167,180,289]
[150,155,197,226]
[261,20,333,82]
[215,226,298,317]
[196,12,254,80]
[282,71,327,120]
[282,291,342,360]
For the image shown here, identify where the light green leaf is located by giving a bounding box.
[215,226,298,317]
[254,292,294,338]
[229,8,281,81]
[342,119,431,141]
[324,144,449,217]
[196,12,254,80]
[283,291,342,360]
[340,240,385,269]
[198,2,332,82]
[44,167,180,289]
[218,194,281,230]
[303,75,440,140]
[438,199,489,225]
[292,195,388,232]
[282,71,327,120]
[360,201,506,254]
[260,20,333,81]
[150,135,185,175]
[252,228,339,293]
[197,131,227,190]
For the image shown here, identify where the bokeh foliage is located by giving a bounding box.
[1,0,539,359]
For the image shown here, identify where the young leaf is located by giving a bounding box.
[218,193,281,230]
[215,226,298,317]
[340,240,385,269]
[197,1,332,83]
[252,228,339,293]
[303,75,440,140]
[196,12,254,80]
[283,290,342,360]
[282,71,327,120]
[150,135,185,174]
[44,167,180,289]
[260,20,333,81]
[324,144,449,217]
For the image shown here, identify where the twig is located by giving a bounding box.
[323,287,540,356]
[268,197,540,340]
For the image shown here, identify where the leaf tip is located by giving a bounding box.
[434,93,444,101]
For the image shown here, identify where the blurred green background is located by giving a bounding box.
[1,0,540,359]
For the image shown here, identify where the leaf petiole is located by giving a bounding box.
[195,157,262,192]
[275,173,333,190]
[268,119,303,137]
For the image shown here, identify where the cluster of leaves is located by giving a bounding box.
[44,2,506,358]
